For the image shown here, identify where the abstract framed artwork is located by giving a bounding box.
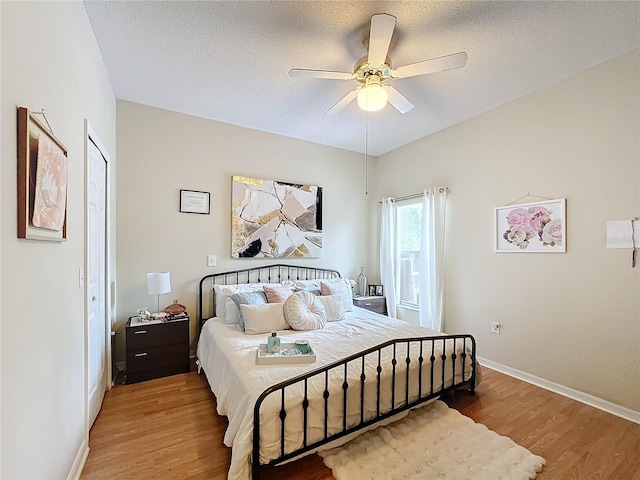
[231,175,323,258]
[17,106,68,241]
[495,198,566,253]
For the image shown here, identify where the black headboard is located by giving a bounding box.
[197,264,341,334]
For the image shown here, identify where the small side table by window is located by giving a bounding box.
[125,314,190,384]
[353,296,387,315]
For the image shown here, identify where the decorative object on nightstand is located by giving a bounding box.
[347,278,356,296]
[126,313,190,384]
[355,267,367,297]
[147,271,171,316]
[353,296,387,315]
[165,299,186,315]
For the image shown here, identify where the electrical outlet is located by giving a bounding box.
[491,322,500,334]
[207,254,217,267]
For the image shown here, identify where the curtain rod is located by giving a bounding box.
[378,187,449,204]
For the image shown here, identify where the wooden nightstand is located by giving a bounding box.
[353,296,387,315]
[125,315,190,384]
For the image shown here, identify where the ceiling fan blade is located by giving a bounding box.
[384,85,414,113]
[367,13,396,68]
[289,68,355,80]
[391,52,468,79]
[324,87,361,116]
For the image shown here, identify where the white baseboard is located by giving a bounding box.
[67,439,89,480]
[477,356,640,425]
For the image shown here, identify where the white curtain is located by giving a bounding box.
[418,188,448,331]
[379,198,397,318]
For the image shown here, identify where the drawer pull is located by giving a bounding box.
[134,352,148,357]
[364,303,372,306]
[134,330,147,334]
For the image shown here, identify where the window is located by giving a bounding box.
[396,199,422,308]
[380,189,448,327]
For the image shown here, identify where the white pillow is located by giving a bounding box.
[224,296,239,325]
[213,285,228,319]
[284,291,327,331]
[316,294,345,322]
[319,279,353,312]
[240,303,289,335]
[228,291,268,329]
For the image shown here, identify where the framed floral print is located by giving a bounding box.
[17,106,68,241]
[495,199,566,253]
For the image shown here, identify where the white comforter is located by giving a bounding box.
[197,306,475,480]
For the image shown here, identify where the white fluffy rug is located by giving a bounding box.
[319,401,545,480]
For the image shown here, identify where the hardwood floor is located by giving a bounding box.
[81,367,640,480]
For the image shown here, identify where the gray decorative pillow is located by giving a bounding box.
[294,285,321,296]
[230,291,267,330]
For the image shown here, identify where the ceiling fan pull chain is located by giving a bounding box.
[365,109,369,195]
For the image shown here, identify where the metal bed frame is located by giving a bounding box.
[197,264,477,479]
[198,264,341,334]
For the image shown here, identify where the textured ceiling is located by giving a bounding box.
[83,1,640,156]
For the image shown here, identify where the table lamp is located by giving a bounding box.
[147,272,171,314]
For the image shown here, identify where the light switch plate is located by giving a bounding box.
[207,254,217,267]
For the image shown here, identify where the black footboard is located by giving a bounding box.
[252,334,476,479]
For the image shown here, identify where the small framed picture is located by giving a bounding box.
[375,285,384,296]
[367,285,376,296]
[180,189,210,214]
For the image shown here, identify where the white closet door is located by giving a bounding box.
[87,138,107,427]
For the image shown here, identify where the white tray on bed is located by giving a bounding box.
[256,343,316,365]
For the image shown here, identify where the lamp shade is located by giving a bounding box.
[357,76,388,112]
[147,272,171,295]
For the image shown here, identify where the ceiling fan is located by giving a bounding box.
[289,13,468,116]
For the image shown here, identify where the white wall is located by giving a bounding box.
[375,50,640,411]
[115,101,372,349]
[1,2,116,478]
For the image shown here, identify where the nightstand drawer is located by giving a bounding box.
[126,343,189,373]
[126,320,188,349]
[353,296,387,315]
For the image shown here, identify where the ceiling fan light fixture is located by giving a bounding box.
[291,14,466,116]
[357,76,388,112]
